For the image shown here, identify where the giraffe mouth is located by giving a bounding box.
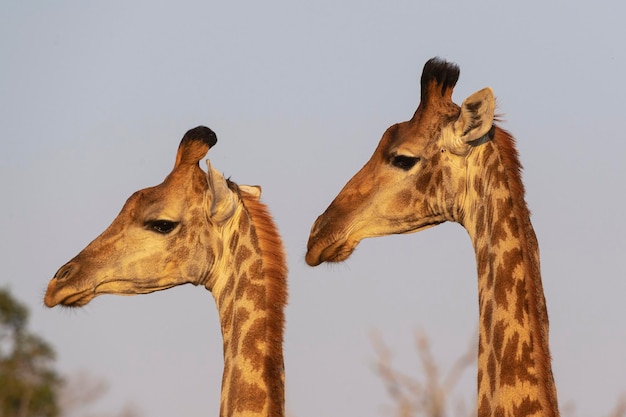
[44,279,95,308]
[59,291,95,307]
[305,234,358,266]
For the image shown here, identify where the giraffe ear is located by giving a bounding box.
[239,185,262,201]
[205,160,237,223]
[452,87,495,147]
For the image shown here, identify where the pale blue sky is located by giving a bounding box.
[1,1,625,416]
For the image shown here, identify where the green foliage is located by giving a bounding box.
[0,288,62,417]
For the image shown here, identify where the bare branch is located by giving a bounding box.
[371,329,476,417]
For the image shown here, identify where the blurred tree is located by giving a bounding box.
[0,287,62,417]
[59,370,144,417]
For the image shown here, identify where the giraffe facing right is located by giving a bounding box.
[306,58,560,417]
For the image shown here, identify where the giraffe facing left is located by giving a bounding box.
[44,126,288,417]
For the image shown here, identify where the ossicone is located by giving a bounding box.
[420,57,460,104]
[175,126,218,168]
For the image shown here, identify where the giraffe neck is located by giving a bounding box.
[461,128,559,417]
[208,192,287,417]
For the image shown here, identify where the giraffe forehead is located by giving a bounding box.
[381,106,460,156]
[122,188,179,221]
[123,174,206,221]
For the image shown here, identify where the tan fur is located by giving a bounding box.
[306,58,559,417]
[239,190,288,417]
[44,127,288,417]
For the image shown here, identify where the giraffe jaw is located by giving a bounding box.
[44,276,179,308]
[306,219,444,267]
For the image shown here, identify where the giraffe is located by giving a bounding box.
[44,126,288,417]
[306,58,559,417]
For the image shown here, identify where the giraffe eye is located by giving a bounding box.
[390,155,420,170]
[146,220,179,234]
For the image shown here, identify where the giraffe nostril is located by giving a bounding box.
[55,262,76,281]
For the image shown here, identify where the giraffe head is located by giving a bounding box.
[306,57,496,266]
[45,126,258,307]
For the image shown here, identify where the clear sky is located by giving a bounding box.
[1,1,625,416]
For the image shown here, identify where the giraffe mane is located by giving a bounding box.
[491,125,557,411]
[238,187,288,414]
[491,125,528,221]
